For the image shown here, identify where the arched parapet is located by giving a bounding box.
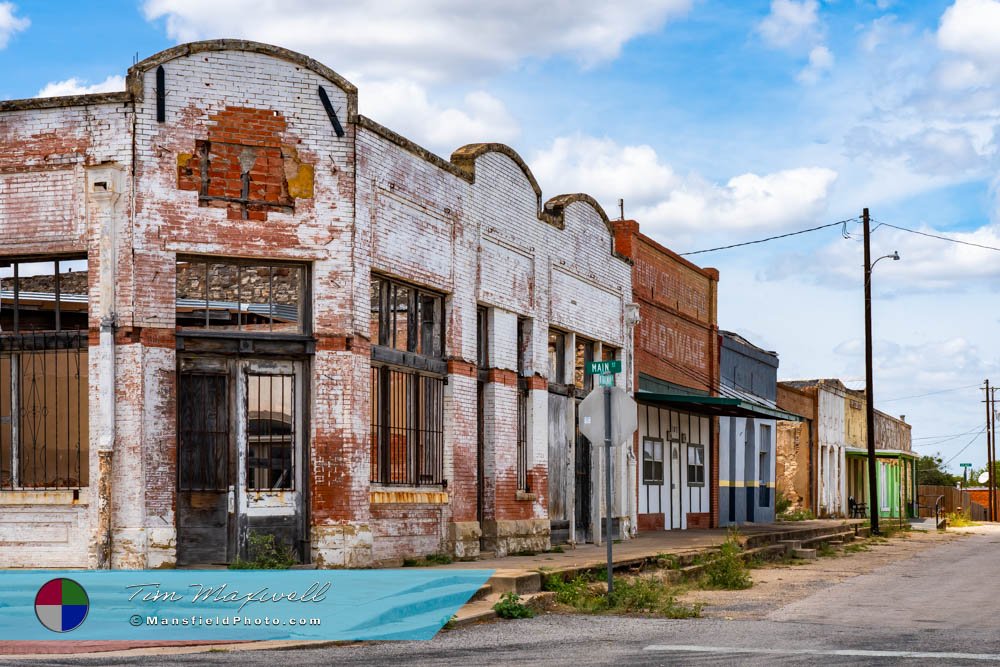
[451,143,543,204]
[450,145,630,264]
[543,193,631,264]
[127,39,359,117]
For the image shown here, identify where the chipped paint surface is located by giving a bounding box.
[370,490,450,505]
[1,41,634,569]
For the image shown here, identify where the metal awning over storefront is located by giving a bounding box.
[634,391,804,422]
[845,447,919,459]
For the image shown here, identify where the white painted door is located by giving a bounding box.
[670,441,682,528]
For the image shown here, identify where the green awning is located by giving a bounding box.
[635,391,804,422]
[845,447,918,459]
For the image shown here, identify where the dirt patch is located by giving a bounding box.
[677,529,966,620]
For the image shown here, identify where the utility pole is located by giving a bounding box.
[986,381,994,521]
[986,387,998,521]
[863,208,880,536]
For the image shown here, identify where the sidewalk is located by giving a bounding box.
[0,519,862,659]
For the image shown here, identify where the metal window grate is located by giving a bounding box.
[517,385,529,492]
[247,373,294,491]
[370,366,444,486]
[0,331,88,489]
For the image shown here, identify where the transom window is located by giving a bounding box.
[370,276,444,358]
[175,258,306,334]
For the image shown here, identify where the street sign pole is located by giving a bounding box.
[579,362,636,600]
[604,382,613,596]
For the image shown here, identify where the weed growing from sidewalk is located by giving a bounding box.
[779,508,816,521]
[843,542,870,553]
[654,553,681,570]
[701,530,752,590]
[542,572,701,618]
[402,553,454,567]
[228,532,297,570]
[816,542,837,558]
[493,592,535,619]
[946,510,977,527]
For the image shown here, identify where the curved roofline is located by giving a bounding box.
[451,144,627,263]
[127,39,358,117]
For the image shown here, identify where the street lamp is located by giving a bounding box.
[863,208,900,536]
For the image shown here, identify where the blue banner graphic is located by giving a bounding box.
[0,569,493,641]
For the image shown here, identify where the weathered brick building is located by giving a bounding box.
[613,222,718,530]
[0,40,633,568]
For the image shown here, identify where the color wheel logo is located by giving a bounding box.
[35,578,89,633]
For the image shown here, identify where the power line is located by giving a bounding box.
[942,426,987,467]
[679,218,856,256]
[873,220,1000,253]
[913,427,983,440]
[878,383,981,403]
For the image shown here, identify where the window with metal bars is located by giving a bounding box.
[369,366,444,486]
[516,317,529,492]
[0,257,89,489]
[248,374,295,491]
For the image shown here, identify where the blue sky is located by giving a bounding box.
[3,0,999,470]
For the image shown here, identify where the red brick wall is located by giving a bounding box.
[613,221,718,394]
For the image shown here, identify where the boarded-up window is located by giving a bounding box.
[178,373,229,491]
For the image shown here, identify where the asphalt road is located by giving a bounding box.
[23,528,1000,666]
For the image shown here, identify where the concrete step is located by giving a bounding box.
[777,539,802,554]
[469,584,493,602]
[792,548,817,560]
[827,540,844,547]
[486,571,542,595]
[450,591,555,629]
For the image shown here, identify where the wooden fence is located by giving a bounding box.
[918,485,989,521]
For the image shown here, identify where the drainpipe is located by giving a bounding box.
[624,303,640,537]
[90,166,121,569]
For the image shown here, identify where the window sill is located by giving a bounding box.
[0,489,89,505]
[515,490,537,502]
[370,487,449,505]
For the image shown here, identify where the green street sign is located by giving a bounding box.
[586,360,622,375]
[960,463,973,468]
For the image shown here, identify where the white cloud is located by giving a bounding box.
[797,45,834,84]
[359,79,519,156]
[530,134,837,244]
[938,0,1000,62]
[142,0,692,83]
[36,75,126,98]
[0,2,29,49]
[757,0,821,50]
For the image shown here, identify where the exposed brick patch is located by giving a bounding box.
[686,512,710,529]
[638,512,665,531]
[175,107,314,221]
[447,360,477,377]
[486,368,517,386]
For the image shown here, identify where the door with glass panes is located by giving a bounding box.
[176,357,304,565]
